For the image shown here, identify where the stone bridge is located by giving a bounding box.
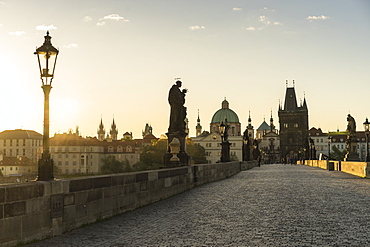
[24,163,370,246]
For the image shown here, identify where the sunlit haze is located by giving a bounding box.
[0,0,369,138]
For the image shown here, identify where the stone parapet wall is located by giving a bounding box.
[341,161,368,178]
[0,161,256,247]
[300,160,370,178]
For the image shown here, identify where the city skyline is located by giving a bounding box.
[0,0,369,138]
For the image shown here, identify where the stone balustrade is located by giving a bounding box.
[0,161,256,247]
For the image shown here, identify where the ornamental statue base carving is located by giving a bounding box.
[164,131,189,167]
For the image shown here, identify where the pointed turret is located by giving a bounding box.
[97,118,105,141]
[196,109,202,137]
[270,110,275,131]
[110,118,118,140]
[302,97,308,111]
[247,110,254,139]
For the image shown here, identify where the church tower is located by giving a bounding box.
[270,110,276,133]
[97,118,105,141]
[247,111,254,139]
[278,80,309,160]
[110,118,118,141]
[196,110,202,137]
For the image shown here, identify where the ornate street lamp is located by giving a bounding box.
[219,120,230,162]
[34,31,59,181]
[363,118,370,162]
[328,135,332,160]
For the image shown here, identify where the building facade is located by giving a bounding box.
[193,99,245,163]
[50,132,141,175]
[0,129,43,163]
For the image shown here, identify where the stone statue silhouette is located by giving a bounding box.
[346,114,356,136]
[168,80,187,133]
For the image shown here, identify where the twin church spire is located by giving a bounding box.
[97,117,118,141]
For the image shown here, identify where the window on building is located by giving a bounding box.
[23,139,26,146]
[108,146,114,152]
[65,154,69,158]
[3,140,6,146]
[9,149,12,156]
[65,161,69,166]
[73,161,77,166]
[10,140,12,146]
[65,169,69,174]
[16,140,19,146]
[126,146,132,152]
[23,149,26,156]
[58,161,62,166]
[10,167,12,171]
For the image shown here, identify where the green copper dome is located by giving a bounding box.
[211,99,240,124]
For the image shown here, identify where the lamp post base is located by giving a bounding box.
[36,153,54,181]
[221,141,231,162]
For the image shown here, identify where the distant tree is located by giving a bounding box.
[101,155,124,174]
[186,139,207,164]
[140,139,167,167]
[122,158,133,172]
[330,146,347,161]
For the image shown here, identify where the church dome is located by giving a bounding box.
[211,99,240,124]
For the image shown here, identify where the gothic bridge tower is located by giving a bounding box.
[278,81,309,160]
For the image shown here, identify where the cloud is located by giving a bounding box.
[9,31,26,36]
[307,15,330,20]
[97,22,106,26]
[273,22,283,25]
[0,24,3,27]
[189,25,205,31]
[259,15,270,26]
[246,26,256,31]
[64,43,78,48]
[83,16,92,22]
[0,1,5,5]
[100,14,129,22]
[36,24,58,31]
[261,7,276,12]
[233,7,242,11]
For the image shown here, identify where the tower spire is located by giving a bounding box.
[97,117,105,141]
[196,109,202,137]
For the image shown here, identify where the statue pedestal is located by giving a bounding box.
[344,138,360,161]
[164,131,189,167]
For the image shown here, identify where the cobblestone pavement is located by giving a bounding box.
[27,164,370,246]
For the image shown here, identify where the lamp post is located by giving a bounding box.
[363,118,370,162]
[328,135,332,160]
[34,31,59,181]
[219,120,230,162]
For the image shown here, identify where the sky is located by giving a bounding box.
[0,0,369,139]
